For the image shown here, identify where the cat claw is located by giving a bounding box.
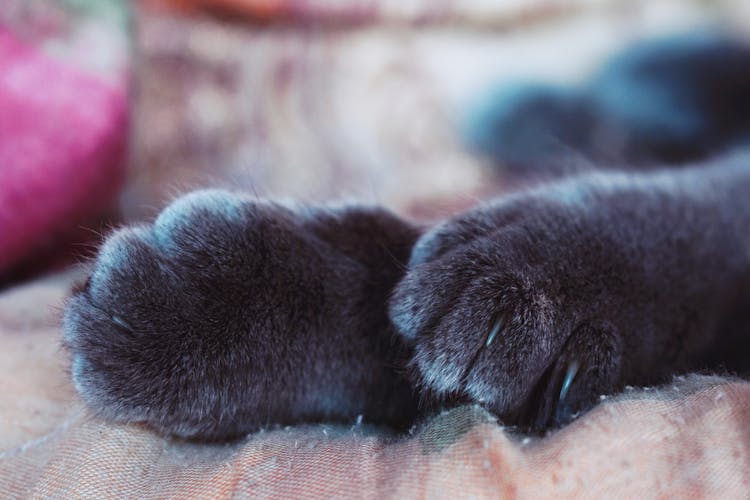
[559,361,579,402]
[554,360,580,425]
[461,315,509,391]
[111,315,134,332]
[485,315,507,347]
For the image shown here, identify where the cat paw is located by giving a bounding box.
[389,190,633,432]
[64,190,417,440]
[64,190,305,439]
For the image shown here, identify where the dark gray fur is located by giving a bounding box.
[64,159,750,439]
[391,158,750,430]
[63,33,750,440]
[64,192,420,440]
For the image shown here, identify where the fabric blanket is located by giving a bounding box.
[1,273,748,497]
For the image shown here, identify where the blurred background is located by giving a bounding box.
[2,0,750,286]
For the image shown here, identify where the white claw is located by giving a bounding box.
[559,361,580,402]
[486,318,504,347]
[112,315,133,331]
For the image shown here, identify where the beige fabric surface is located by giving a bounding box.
[0,273,749,498]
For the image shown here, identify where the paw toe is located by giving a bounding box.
[152,189,246,250]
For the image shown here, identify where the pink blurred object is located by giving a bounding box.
[0,27,128,279]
